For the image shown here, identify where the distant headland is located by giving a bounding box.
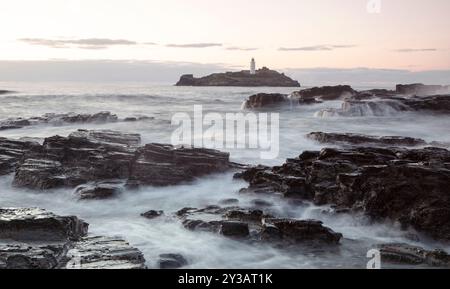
[175,58,300,87]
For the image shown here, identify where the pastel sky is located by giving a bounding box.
[1,0,449,71]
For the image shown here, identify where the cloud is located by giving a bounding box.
[226,46,258,51]
[19,38,138,49]
[166,43,222,48]
[393,48,437,53]
[278,44,357,51]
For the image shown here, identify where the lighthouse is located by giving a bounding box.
[250,58,256,75]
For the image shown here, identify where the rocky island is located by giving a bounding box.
[175,67,300,87]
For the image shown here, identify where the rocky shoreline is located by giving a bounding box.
[1,83,449,269]
[242,83,450,116]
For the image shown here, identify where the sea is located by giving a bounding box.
[1,81,449,268]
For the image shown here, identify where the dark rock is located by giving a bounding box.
[128,143,231,187]
[158,253,188,269]
[176,67,300,87]
[402,95,450,113]
[242,93,288,109]
[378,243,450,267]
[224,209,266,223]
[291,85,356,102]
[219,198,240,205]
[251,199,273,207]
[64,236,146,269]
[13,130,141,190]
[74,182,123,200]
[0,242,69,269]
[182,219,222,233]
[238,146,450,241]
[0,112,119,131]
[219,222,250,238]
[307,132,427,147]
[396,83,450,96]
[0,208,146,269]
[315,99,410,117]
[261,218,342,244]
[141,210,164,219]
[0,137,40,176]
[0,90,14,95]
[0,208,88,241]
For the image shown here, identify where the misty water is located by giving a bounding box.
[1,82,450,268]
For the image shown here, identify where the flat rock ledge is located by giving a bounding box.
[307,132,428,147]
[0,208,146,269]
[10,129,233,192]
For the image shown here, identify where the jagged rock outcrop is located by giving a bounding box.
[128,143,231,187]
[307,132,427,147]
[236,146,450,241]
[396,84,450,96]
[12,129,233,191]
[242,93,288,109]
[261,218,342,245]
[291,85,356,101]
[13,130,140,190]
[402,95,450,113]
[176,205,342,245]
[315,99,410,117]
[316,95,450,117]
[377,243,450,267]
[0,208,146,269]
[176,67,300,87]
[0,138,40,176]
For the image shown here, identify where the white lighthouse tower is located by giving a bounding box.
[250,58,256,75]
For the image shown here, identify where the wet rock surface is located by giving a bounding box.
[243,93,288,109]
[291,85,356,101]
[236,145,450,241]
[158,253,188,269]
[262,218,342,245]
[0,112,119,131]
[307,132,427,147]
[396,83,450,96]
[0,208,88,241]
[176,205,342,245]
[0,138,40,176]
[64,236,146,269]
[141,210,164,219]
[0,112,156,131]
[128,143,231,187]
[378,243,450,267]
[0,242,70,269]
[13,130,140,190]
[12,129,233,191]
[74,182,124,200]
[0,208,146,269]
